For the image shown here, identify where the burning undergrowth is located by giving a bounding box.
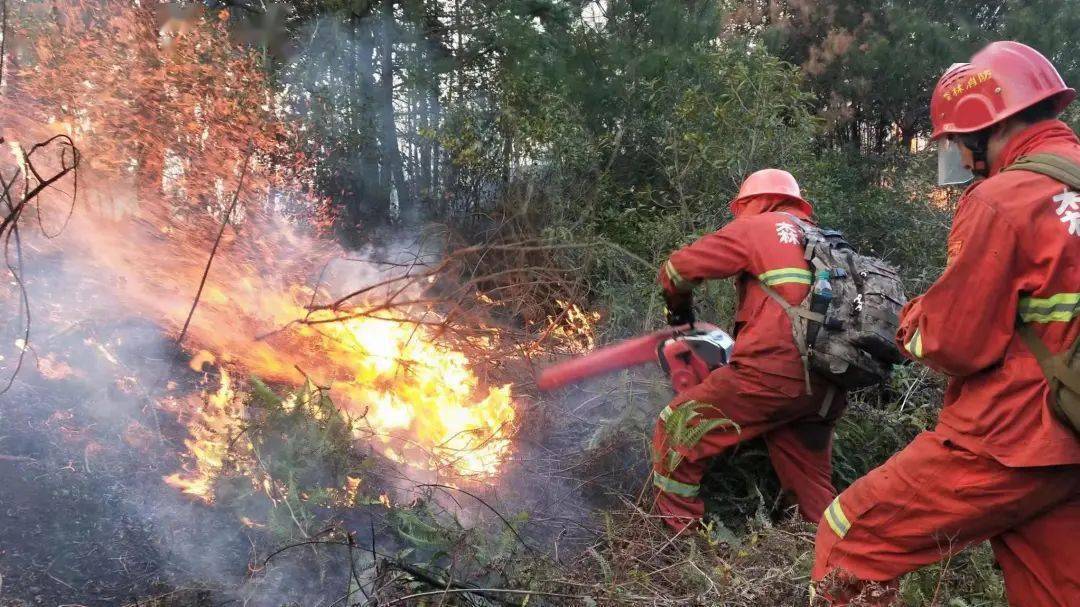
[0,318,254,603]
[2,0,530,479]
[0,182,586,605]
[0,241,609,606]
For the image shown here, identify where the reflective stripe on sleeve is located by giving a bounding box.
[824,497,851,538]
[1019,293,1080,323]
[664,260,697,291]
[653,471,699,498]
[904,328,924,358]
[758,267,813,287]
[658,405,674,423]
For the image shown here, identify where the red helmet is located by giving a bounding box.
[733,168,803,202]
[730,168,811,216]
[930,41,1075,140]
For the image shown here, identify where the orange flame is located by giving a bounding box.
[168,309,518,501]
[536,300,601,354]
[167,308,517,501]
[2,0,518,504]
[314,310,515,475]
[164,369,250,501]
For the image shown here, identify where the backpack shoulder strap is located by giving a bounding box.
[1002,153,1080,191]
[1016,322,1080,394]
[778,211,817,233]
[758,281,823,395]
[758,282,825,324]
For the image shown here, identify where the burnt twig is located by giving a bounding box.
[417,483,536,554]
[1,136,79,397]
[1,0,7,91]
[177,143,254,346]
[381,586,591,606]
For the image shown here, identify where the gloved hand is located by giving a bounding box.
[663,291,695,327]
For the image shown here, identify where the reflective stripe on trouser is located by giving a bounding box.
[652,366,844,533]
[1019,293,1080,323]
[653,471,699,498]
[758,267,813,287]
[812,431,1080,607]
[823,496,851,539]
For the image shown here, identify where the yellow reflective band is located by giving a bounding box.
[658,405,674,422]
[1019,293,1080,323]
[664,260,696,291]
[904,328,924,358]
[653,472,699,498]
[758,267,813,287]
[824,497,851,538]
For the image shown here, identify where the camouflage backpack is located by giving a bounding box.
[759,214,907,393]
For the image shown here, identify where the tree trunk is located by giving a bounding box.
[418,89,430,200]
[501,122,512,184]
[358,23,382,209]
[898,110,917,152]
[432,91,442,214]
[379,0,412,224]
[850,105,861,150]
[339,14,386,233]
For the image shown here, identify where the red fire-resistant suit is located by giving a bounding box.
[813,121,1080,606]
[653,194,847,533]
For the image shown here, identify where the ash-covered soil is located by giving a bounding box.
[0,319,250,606]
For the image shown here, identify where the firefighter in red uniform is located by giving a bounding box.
[654,169,847,533]
[812,42,1080,606]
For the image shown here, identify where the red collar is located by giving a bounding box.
[991,120,1080,175]
[732,194,814,219]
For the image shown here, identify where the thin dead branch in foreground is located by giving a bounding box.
[1,135,80,396]
[177,143,254,346]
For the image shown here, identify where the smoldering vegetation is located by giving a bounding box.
[0,248,340,605]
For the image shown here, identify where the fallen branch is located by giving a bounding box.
[382,561,519,607]
[418,483,537,554]
[1,135,80,397]
[381,587,593,606]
